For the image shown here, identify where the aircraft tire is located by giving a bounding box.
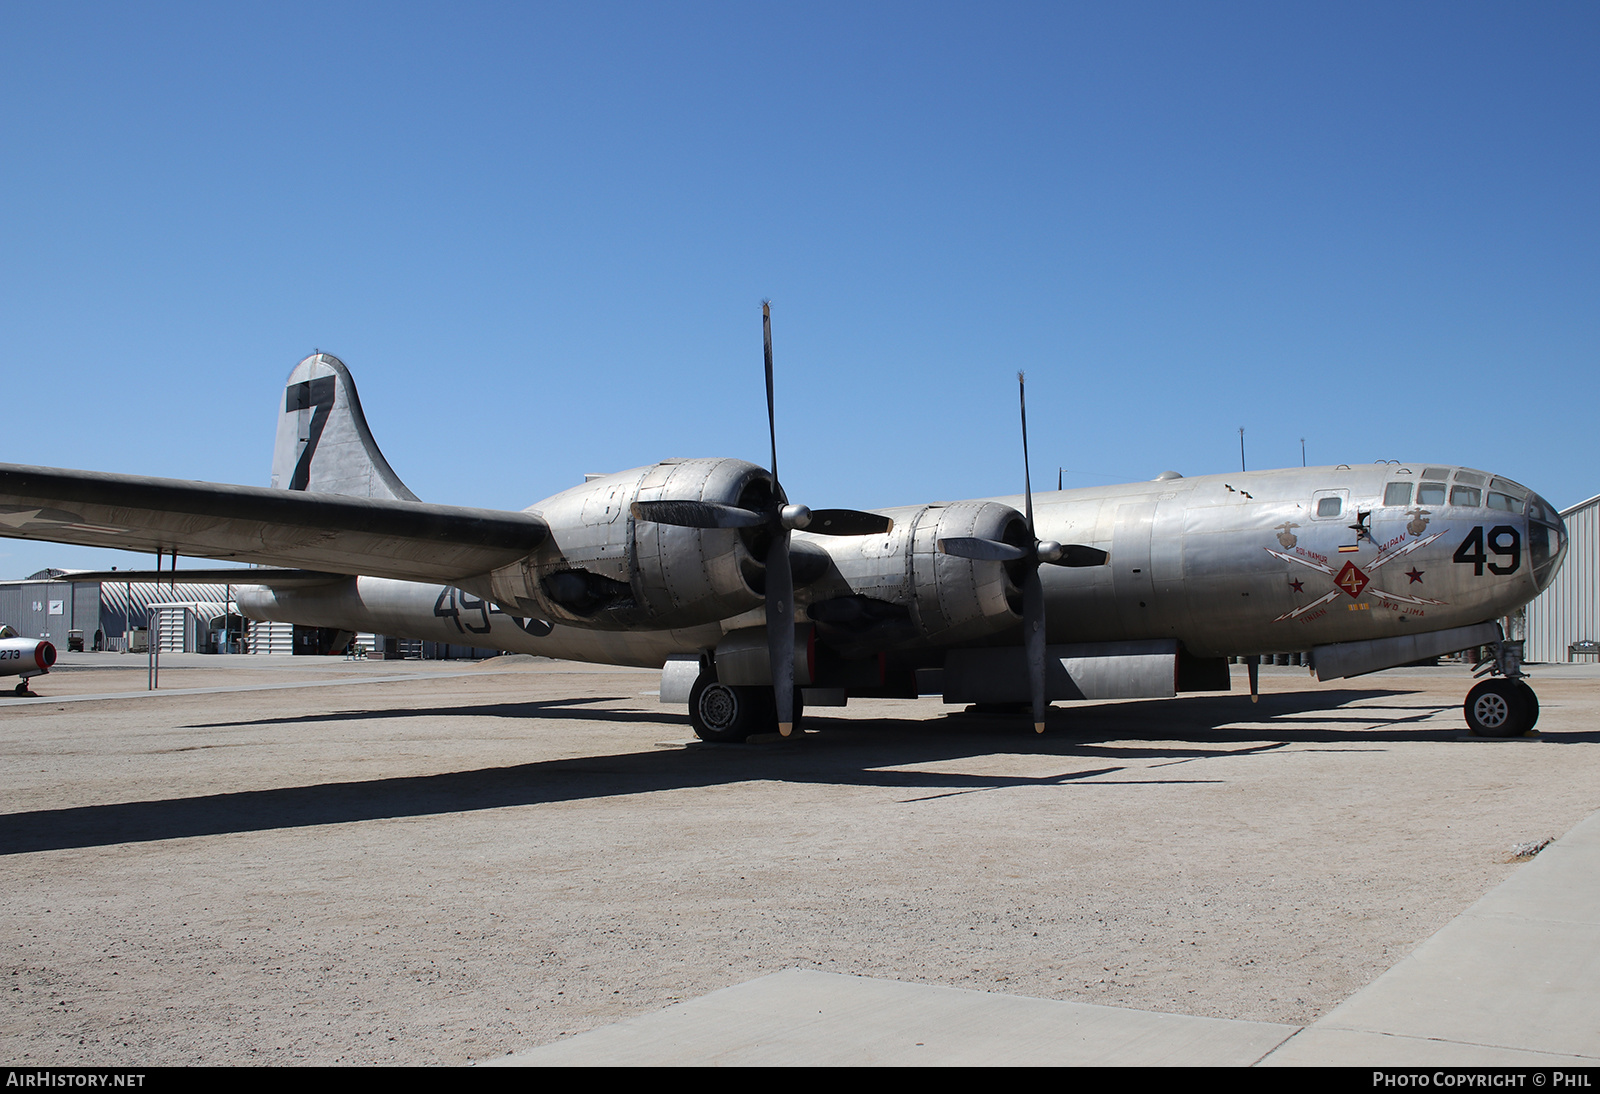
[689,675,760,743]
[1464,679,1532,737]
[1515,680,1540,733]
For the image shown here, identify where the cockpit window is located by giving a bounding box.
[1454,470,1486,487]
[1450,486,1481,507]
[1487,478,1528,513]
[1527,495,1568,589]
[1529,522,1552,572]
[1418,482,1447,506]
[1423,467,1451,481]
[1317,497,1342,517]
[1383,482,1413,506]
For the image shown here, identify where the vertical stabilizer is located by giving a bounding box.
[270,353,419,501]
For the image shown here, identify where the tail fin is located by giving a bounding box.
[269,353,419,501]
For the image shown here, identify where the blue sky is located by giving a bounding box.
[2,2,1596,578]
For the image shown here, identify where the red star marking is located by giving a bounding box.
[1406,568,1424,584]
[1334,561,1369,599]
[1289,578,1304,592]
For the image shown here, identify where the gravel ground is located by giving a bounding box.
[2,655,1596,1065]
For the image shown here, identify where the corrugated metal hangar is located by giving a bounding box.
[0,570,252,652]
[0,570,495,659]
[1525,493,1600,663]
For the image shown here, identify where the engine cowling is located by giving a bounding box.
[906,500,1030,644]
[628,458,777,626]
[808,500,1028,650]
[484,458,776,630]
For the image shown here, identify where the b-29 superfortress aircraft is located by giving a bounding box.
[0,309,1568,739]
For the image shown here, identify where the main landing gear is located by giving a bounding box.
[688,673,804,744]
[1464,639,1540,737]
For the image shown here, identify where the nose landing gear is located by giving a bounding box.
[1465,638,1540,737]
[1464,678,1538,736]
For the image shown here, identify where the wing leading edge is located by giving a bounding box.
[56,568,344,588]
[0,464,547,585]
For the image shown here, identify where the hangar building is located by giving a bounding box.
[0,571,257,652]
[0,570,494,659]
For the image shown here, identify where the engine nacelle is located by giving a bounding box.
[484,458,774,630]
[907,500,1030,644]
[0,637,56,676]
[810,500,1027,650]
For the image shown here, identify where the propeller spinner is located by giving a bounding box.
[631,303,894,736]
[937,372,1108,733]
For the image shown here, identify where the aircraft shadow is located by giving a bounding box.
[0,749,1170,855]
[179,696,652,729]
[180,686,1435,740]
[928,688,1463,746]
[4,687,1579,856]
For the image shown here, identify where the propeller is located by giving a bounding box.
[937,372,1109,733]
[630,302,894,736]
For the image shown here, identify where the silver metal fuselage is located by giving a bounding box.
[237,459,1567,669]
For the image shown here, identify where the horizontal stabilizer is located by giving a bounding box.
[0,464,547,585]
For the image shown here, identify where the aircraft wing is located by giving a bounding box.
[56,568,346,588]
[0,464,548,585]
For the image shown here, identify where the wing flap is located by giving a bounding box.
[0,464,547,584]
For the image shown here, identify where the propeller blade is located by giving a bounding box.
[1046,544,1109,568]
[762,302,798,738]
[938,536,1028,562]
[1019,371,1034,537]
[806,509,894,536]
[764,301,778,486]
[1022,564,1047,734]
[630,500,764,529]
[766,528,796,736]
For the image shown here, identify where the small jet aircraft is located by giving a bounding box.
[0,309,1568,737]
[0,629,56,695]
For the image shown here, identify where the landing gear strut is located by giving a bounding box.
[1465,638,1539,737]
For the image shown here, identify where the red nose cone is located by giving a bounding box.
[35,642,55,668]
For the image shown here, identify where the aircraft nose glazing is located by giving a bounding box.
[1524,489,1567,594]
[1465,473,1568,597]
